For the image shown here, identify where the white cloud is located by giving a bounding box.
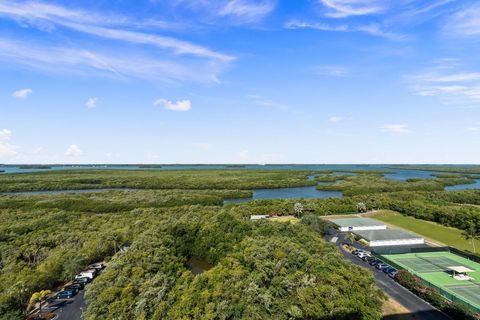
[444,4,480,37]
[0,129,18,157]
[218,0,275,23]
[409,64,480,106]
[381,124,411,134]
[0,129,12,141]
[319,0,385,18]
[416,72,480,83]
[86,97,97,109]
[315,66,349,77]
[247,94,296,112]
[12,88,32,99]
[154,99,192,112]
[0,37,226,84]
[285,20,406,41]
[0,1,232,62]
[65,144,82,156]
[0,2,233,84]
[329,116,342,123]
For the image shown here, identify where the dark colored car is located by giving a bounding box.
[364,256,375,262]
[63,285,79,294]
[385,268,398,278]
[70,282,85,290]
[74,277,90,284]
[369,259,381,266]
[56,289,76,299]
[383,267,396,274]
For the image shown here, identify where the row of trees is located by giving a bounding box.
[0,169,317,192]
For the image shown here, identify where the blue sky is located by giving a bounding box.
[0,0,479,164]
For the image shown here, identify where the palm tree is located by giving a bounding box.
[462,222,479,253]
[357,202,367,213]
[29,289,52,318]
[293,203,304,218]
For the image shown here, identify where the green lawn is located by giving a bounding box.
[270,216,300,224]
[366,210,480,254]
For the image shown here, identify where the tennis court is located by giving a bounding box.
[446,284,480,308]
[395,256,472,273]
[381,251,480,312]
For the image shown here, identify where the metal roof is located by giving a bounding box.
[354,229,423,241]
[448,266,475,273]
[330,217,385,228]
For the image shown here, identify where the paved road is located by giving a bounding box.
[332,233,451,320]
[54,290,86,320]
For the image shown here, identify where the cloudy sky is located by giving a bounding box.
[1,0,479,164]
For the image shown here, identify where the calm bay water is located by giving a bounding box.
[223,186,342,204]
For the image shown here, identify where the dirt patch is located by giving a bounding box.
[382,297,416,320]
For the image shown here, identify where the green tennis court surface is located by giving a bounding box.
[445,284,480,308]
[382,251,480,312]
[395,256,471,273]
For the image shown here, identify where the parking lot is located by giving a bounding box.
[29,263,105,320]
[54,291,86,320]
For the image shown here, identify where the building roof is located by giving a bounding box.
[250,215,269,220]
[354,229,423,242]
[330,217,385,228]
[448,266,475,273]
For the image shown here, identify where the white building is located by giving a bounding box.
[331,217,387,232]
[250,215,269,220]
[353,229,425,247]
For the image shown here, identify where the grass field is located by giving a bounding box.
[366,210,480,253]
[382,251,480,312]
[270,216,300,224]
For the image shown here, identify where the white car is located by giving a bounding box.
[357,252,371,259]
[75,269,97,280]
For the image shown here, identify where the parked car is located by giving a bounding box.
[74,277,90,284]
[56,289,76,299]
[376,263,389,270]
[75,269,97,280]
[387,269,398,279]
[369,259,381,266]
[357,252,370,259]
[89,263,105,270]
[70,282,85,290]
[381,264,392,271]
[363,255,375,262]
[353,249,367,256]
[63,286,80,294]
[383,267,396,274]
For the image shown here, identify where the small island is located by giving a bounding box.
[18,165,52,169]
[225,165,246,168]
[138,165,163,168]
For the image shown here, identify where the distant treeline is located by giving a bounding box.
[0,169,316,192]
[17,165,52,170]
[388,165,480,175]
[315,172,476,196]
